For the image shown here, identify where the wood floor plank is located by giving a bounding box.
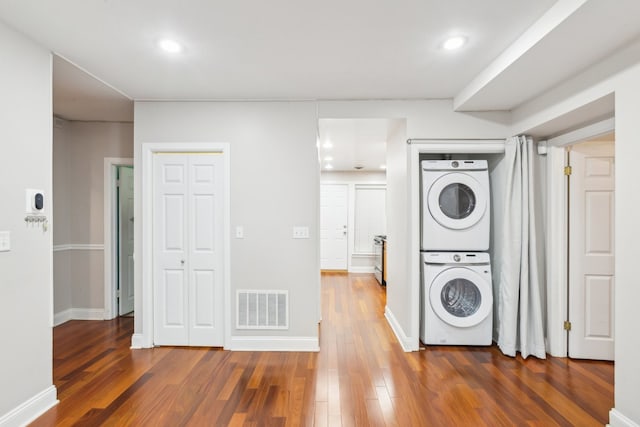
[31,272,614,426]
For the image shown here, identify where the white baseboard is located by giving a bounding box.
[53,308,73,326]
[348,266,375,273]
[229,335,320,352]
[609,408,640,427]
[52,243,105,252]
[53,308,105,326]
[384,306,419,352]
[0,385,58,427]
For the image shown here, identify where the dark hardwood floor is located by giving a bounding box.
[32,272,613,426]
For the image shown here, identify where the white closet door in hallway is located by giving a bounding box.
[153,153,225,346]
[320,184,348,270]
[568,140,615,360]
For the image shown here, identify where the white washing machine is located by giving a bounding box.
[421,159,490,251]
[421,252,493,346]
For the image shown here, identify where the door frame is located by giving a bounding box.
[545,117,614,357]
[139,142,231,349]
[104,157,133,320]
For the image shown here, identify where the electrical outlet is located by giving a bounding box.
[293,226,309,239]
[0,231,10,252]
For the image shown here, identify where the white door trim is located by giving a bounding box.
[545,146,569,356]
[140,142,231,349]
[104,157,133,320]
[544,117,615,357]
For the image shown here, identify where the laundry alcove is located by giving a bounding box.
[408,139,548,353]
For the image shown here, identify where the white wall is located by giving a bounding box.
[320,171,386,272]
[134,101,320,346]
[612,66,640,426]
[385,119,411,347]
[52,121,133,321]
[512,51,640,426]
[0,21,56,424]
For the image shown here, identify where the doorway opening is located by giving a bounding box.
[545,118,615,361]
[104,158,134,320]
[318,119,388,275]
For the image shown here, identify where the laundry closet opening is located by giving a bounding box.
[417,150,507,346]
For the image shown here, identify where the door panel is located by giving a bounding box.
[163,195,185,250]
[320,184,348,270]
[568,140,614,360]
[584,275,614,337]
[118,166,135,315]
[164,270,186,326]
[188,155,223,345]
[154,155,189,345]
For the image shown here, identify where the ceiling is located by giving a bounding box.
[318,119,388,172]
[2,0,639,163]
[1,0,559,105]
[53,55,133,122]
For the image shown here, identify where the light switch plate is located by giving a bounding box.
[235,226,244,239]
[0,231,10,252]
[293,226,309,239]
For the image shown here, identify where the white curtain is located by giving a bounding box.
[497,135,546,359]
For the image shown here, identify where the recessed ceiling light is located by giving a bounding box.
[442,36,467,51]
[324,156,333,161]
[325,164,334,170]
[323,141,333,149]
[380,164,387,170]
[158,38,183,53]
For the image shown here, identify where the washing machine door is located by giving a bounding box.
[429,267,492,328]
[427,172,487,230]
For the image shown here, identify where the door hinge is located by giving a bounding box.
[116,179,121,187]
[564,166,572,176]
[117,289,121,298]
[564,320,572,331]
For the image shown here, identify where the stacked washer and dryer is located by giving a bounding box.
[420,159,493,346]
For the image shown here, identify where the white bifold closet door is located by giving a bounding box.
[153,153,224,347]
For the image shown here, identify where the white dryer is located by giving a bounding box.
[421,252,493,346]
[421,159,490,251]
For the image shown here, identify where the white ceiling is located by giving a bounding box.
[319,119,388,171]
[1,0,638,151]
[53,55,133,122]
[2,0,556,103]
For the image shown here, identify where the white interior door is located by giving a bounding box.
[568,139,615,360]
[320,184,348,270]
[118,166,135,315]
[153,153,224,346]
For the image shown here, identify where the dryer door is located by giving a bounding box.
[429,267,492,328]
[427,172,487,230]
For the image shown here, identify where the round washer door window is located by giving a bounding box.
[427,172,487,230]
[439,183,476,220]
[429,267,492,328]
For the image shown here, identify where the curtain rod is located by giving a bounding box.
[407,138,505,144]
